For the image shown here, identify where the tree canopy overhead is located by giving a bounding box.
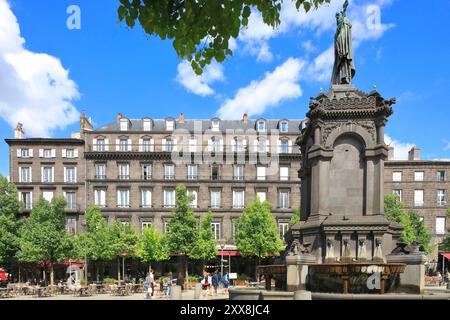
[118,0,331,74]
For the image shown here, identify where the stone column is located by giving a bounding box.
[286,255,316,292]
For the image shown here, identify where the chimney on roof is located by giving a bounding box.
[243,113,248,124]
[387,145,394,161]
[408,146,421,161]
[117,113,123,122]
[14,123,25,139]
[80,113,93,134]
[179,113,185,123]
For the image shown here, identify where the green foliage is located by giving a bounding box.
[166,185,199,257]
[288,208,301,228]
[102,277,118,285]
[190,211,217,261]
[17,197,75,265]
[235,199,284,258]
[384,195,433,253]
[138,226,170,263]
[0,176,21,266]
[110,220,140,258]
[117,0,331,74]
[237,273,248,280]
[75,206,115,262]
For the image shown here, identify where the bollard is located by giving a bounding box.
[293,290,312,300]
[194,283,202,300]
[170,285,182,300]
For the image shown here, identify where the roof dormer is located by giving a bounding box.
[255,118,267,132]
[142,118,153,131]
[165,117,175,131]
[211,118,221,132]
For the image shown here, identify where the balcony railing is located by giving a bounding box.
[118,175,130,180]
[117,204,131,208]
[141,175,152,180]
[95,175,106,180]
[187,175,198,180]
[257,176,267,181]
[233,204,244,209]
[163,204,175,208]
[164,175,175,180]
[233,176,244,181]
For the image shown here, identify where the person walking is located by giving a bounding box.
[165,272,173,299]
[222,272,229,294]
[201,271,209,297]
[149,269,155,298]
[144,272,151,299]
[159,275,165,298]
[212,271,219,296]
[207,273,213,296]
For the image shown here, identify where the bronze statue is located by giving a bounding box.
[331,0,356,85]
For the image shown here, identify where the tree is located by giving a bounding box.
[16,197,75,286]
[0,176,21,269]
[138,226,170,272]
[75,205,115,281]
[110,220,140,281]
[190,211,217,270]
[166,185,199,284]
[288,208,301,228]
[117,0,331,74]
[235,198,284,280]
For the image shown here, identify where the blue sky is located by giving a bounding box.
[0,0,449,176]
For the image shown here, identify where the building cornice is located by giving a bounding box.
[5,138,85,145]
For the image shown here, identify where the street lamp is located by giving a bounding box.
[219,239,226,277]
[81,220,87,283]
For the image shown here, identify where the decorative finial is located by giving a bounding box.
[373,85,377,91]
[320,87,323,93]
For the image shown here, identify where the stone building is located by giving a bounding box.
[5,114,449,260]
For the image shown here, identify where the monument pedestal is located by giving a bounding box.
[286,254,316,292]
[386,253,427,294]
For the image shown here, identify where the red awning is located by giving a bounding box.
[216,251,240,256]
[441,253,450,260]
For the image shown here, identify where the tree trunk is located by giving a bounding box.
[185,255,189,290]
[96,262,100,282]
[117,258,121,283]
[50,265,54,286]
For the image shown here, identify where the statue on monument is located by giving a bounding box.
[331,0,356,85]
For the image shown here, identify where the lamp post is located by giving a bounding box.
[219,239,226,277]
[81,220,87,283]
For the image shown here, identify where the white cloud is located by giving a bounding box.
[444,141,450,151]
[175,60,225,96]
[216,58,304,119]
[385,134,414,160]
[0,0,80,137]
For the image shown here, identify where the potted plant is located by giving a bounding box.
[235,274,248,287]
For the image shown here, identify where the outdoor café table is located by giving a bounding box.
[35,287,44,298]
[132,284,141,293]
[77,287,89,297]
[0,288,12,299]
[115,285,126,296]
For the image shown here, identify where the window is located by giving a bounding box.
[211,165,220,180]
[211,191,221,209]
[94,189,106,207]
[211,137,222,152]
[211,222,221,240]
[141,189,152,208]
[392,172,402,182]
[212,120,220,132]
[414,171,424,181]
[43,149,53,158]
[66,218,77,236]
[187,190,198,208]
[280,140,289,154]
[19,191,32,210]
[65,192,77,210]
[43,191,54,202]
[120,119,129,131]
[279,223,289,240]
[280,166,289,181]
[393,189,402,201]
[95,163,106,179]
[189,138,197,152]
[280,122,288,133]
[257,166,266,181]
[233,190,244,209]
[141,222,152,232]
[119,139,128,152]
[257,121,266,132]
[234,165,244,180]
[143,119,151,131]
[142,164,152,180]
[165,138,174,152]
[96,139,106,151]
[256,191,267,202]
[42,166,54,183]
[187,164,198,180]
[437,189,447,207]
[117,189,130,208]
[414,190,424,207]
[66,149,75,158]
[166,120,174,131]
[164,164,175,180]
[19,167,31,183]
[436,217,446,235]
[257,139,267,153]
[232,137,245,152]
[65,166,77,183]
[437,171,446,182]
[142,138,153,152]
[20,149,30,157]
[279,190,290,208]
[164,189,175,208]
[118,163,130,180]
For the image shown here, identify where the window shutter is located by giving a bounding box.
[127,139,132,151]
[139,139,143,152]
[64,167,67,183]
[150,139,154,152]
[242,139,247,151]
[18,168,22,183]
[208,139,212,152]
[266,140,270,153]
[41,167,44,182]
[162,139,166,151]
[117,190,120,206]
[173,139,177,151]
[288,140,293,153]
[253,139,258,152]
[51,149,56,158]
[92,139,97,151]
[30,192,33,207]
[231,139,236,152]
[104,139,109,151]
[62,149,67,158]
[29,149,33,157]
[219,139,224,151]
[17,149,21,157]
[29,167,32,182]
[74,167,77,183]
[74,149,79,157]
[116,139,120,151]
[51,167,54,183]
[94,190,99,205]
[277,139,282,153]
[39,149,44,157]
